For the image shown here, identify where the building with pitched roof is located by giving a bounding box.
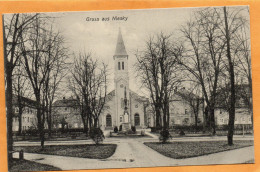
[99,28,149,130]
[52,29,149,130]
[12,95,38,132]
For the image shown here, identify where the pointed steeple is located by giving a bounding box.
[114,28,128,56]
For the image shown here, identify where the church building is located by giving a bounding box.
[99,29,148,130]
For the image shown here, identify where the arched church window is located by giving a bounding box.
[106,114,112,127]
[134,114,140,126]
[122,62,124,70]
[118,62,121,70]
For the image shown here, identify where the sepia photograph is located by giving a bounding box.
[3,6,254,171]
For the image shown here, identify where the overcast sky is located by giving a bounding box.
[4,6,249,99]
[50,7,195,97]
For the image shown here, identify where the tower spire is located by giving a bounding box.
[114,28,128,56]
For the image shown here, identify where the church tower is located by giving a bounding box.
[114,28,130,126]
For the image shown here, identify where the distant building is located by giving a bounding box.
[147,88,204,128]
[12,95,38,132]
[214,84,253,126]
[169,88,204,127]
[52,97,83,129]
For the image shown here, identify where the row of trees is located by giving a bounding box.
[135,6,251,145]
[4,13,109,164]
[4,14,68,163]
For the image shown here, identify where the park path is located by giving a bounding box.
[13,136,255,170]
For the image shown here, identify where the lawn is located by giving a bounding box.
[14,144,117,159]
[144,140,254,159]
[9,158,61,172]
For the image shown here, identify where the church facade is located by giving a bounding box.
[99,29,148,130]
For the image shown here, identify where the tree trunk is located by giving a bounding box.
[210,107,216,135]
[5,71,13,163]
[48,115,52,138]
[3,15,13,163]
[155,105,161,129]
[224,6,236,146]
[18,106,23,135]
[36,95,45,149]
[93,118,98,128]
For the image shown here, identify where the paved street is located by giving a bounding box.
[13,133,255,170]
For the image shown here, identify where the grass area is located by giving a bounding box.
[9,158,61,172]
[144,140,253,159]
[14,144,117,159]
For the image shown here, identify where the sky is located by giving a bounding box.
[4,6,250,99]
[50,7,194,97]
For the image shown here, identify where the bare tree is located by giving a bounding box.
[20,14,65,148]
[42,28,69,137]
[135,33,183,131]
[217,6,249,145]
[12,58,31,135]
[179,8,226,134]
[3,13,38,161]
[68,52,109,134]
[90,62,108,128]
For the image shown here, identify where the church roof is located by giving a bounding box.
[114,28,128,56]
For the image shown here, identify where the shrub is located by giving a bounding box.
[127,129,135,134]
[114,126,118,133]
[159,129,172,143]
[179,130,185,136]
[131,126,136,133]
[151,126,162,133]
[89,128,105,144]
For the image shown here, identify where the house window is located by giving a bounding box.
[135,104,138,108]
[118,62,121,70]
[122,62,124,70]
[220,110,222,114]
[120,116,123,122]
[28,117,29,122]
[185,109,188,114]
[248,117,251,122]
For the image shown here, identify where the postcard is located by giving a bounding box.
[2,6,254,171]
